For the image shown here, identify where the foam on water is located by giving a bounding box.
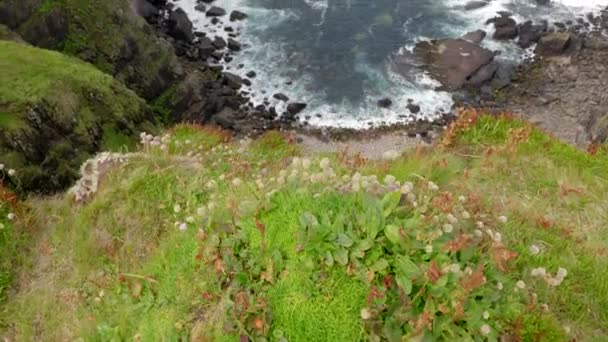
[170,0,606,128]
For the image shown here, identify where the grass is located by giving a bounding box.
[0,115,607,341]
[0,40,156,192]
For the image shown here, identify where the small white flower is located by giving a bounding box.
[382,150,399,161]
[483,311,490,320]
[424,245,433,253]
[186,216,195,223]
[498,215,508,224]
[563,326,571,334]
[476,221,484,228]
[516,280,526,289]
[302,158,311,170]
[7,169,15,176]
[185,139,191,145]
[443,223,454,234]
[360,308,371,320]
[427,181,439,191]
[458,195,466,202]
[196,207,206,216]
[449,263,461,274]
[384,175,396,186]
[446,213,458,224]
[219,174,226,181]
[173,204,181,213]
[400,182,414,194]
[0,164,4,170]
[7,213,15,220]
[493,232,502,242]
[557,267,568,279]
[178,223,188,231]
[464,266,473,275]
[461,211,471,219]
[540,303,550,312]
[529,244,541,255]
[291,157,301,168]
[531,267,546,277]
[480,324,491,336]
[231,178,243,187]
[474,229,483,237]
[320,157,330,170]
[497,282,503,290]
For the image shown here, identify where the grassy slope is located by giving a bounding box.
[0,114,607,341]
[0,40,155,191]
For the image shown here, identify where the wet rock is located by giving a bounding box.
[194,3,206,12]
[206,6,226,17]
[227,38,241,51]
[286,103,307,116]
[461,30,486,44]
[212,36,226,49]
[517,20,547,49]
[406,103,421,114]
[488,14,518,40]
[230,10,248,21]
[198,36,216,59]
[466,61,498,87]
[273,93,289,102]
[535,32,572,56]
[410,38,495,90]
[168,8,195,42]
[377,98,393,108]
[246,71,257,78]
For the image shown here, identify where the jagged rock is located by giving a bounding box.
[517,20,547,48]
[286,103,307,116]
[168,8,195,42]
[227,38,241,51]
[273,93,290,102]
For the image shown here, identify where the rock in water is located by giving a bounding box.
[377,98,393,108]
[286,103,307,116]
[206,7,226,17]
[461,30,486,44]
[168,8,195,42]
[410,38,495,90]
[230,10,247,21]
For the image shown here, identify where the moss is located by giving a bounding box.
[0,41,156,192]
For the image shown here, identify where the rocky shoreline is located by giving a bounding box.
[142,0,608,147]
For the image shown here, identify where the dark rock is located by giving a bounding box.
[223,72,243,89]
[273,93,289,102]
[212,36,226,49]
[168,8,195,42]
[377,98,393,108]
[227,38,241,51]
[406,103,421,114]
[466,61,498,87]
[246,71,257,78]
[517,20,547,48]
[230,10,248,21]
[198,36,216,59]
[195,4,206,12]
[535,32,572,56]
[286,103,307,116]
[212,107,237,129]
[461,30,486,44]
[133,0,159,20]
[206,6,226,17]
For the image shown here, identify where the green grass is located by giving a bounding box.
[0,117,607,340]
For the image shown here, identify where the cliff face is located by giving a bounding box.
[0,0,182,100]
[0,40,157,193]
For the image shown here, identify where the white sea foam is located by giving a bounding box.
[171,0,606,129]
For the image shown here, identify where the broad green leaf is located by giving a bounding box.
[299,212,319,228]
[382,192,401,218]
[325,251,334,267]
[396,275,413,295]
[395,255,419,276]
[370,258,389,272]
[385,224,401,244]
[334,248,349,266]
[358,239,373,251]
[336,233,354,247]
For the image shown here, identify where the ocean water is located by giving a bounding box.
[171,0,606,128]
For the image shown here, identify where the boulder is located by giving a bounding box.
[273,93,290,102]
[377,98,393,108]
[461,30,487,44]
[406,103,421,114]
[223,72,243,89]
[230,10,248,21]
[286,103,307,116]
[168,8,195,42]
[411,38,495,90]
[206,6,226,17]
[535,32,572,56]
[227,38,241,51]
[517,20,547,48]
[491,16,518,40]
